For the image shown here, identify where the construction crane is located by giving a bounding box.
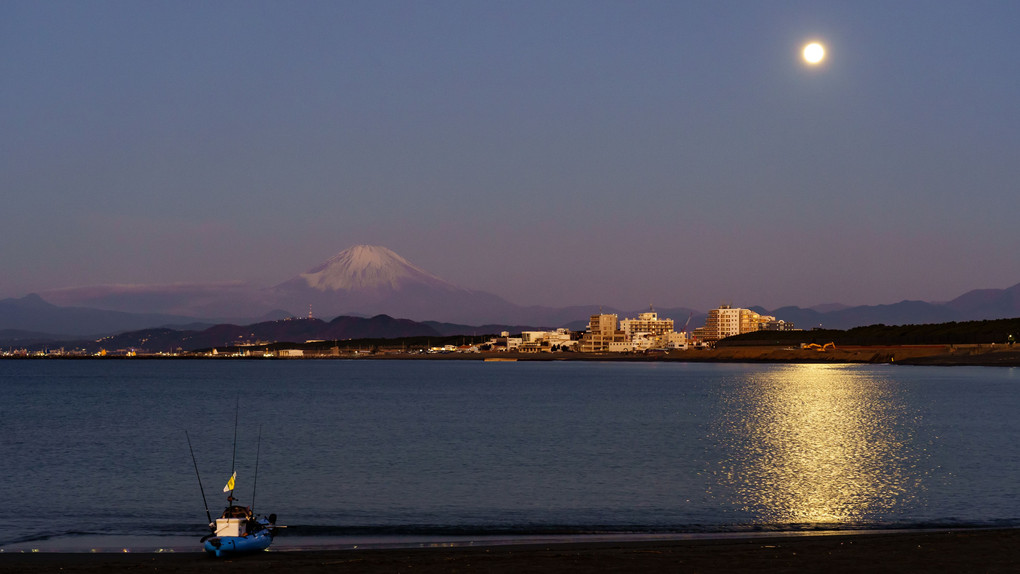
[680,312,693,333]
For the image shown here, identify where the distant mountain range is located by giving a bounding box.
[34,245,608,327]
[2,244,1018,345]
[759,281,1020,330]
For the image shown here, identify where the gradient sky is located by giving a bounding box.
[3,1,1018,312]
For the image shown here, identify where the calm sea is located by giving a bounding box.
[1,360,1018,552]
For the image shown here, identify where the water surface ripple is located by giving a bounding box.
[1,360,1017,550]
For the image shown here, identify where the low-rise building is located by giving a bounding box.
[762,319,796,331]
[662,330,689,350]
[519,329,577,352]
[485,332,523,351]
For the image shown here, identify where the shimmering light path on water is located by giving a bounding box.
[1,360,1017,551]
[714,364,924,525]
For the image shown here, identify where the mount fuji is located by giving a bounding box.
[270,245,528,324]
[281,245,456,293]
[33,245,582,327]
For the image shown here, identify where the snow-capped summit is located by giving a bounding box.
[295,245,459,292]
[270,245,519,322]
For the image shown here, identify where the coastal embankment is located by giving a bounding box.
[664,343,1020,366]
[370,344,1020,366]
[5,343,1018,365]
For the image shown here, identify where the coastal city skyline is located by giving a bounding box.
[4,2,1019,312]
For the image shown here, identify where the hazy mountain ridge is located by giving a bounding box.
[38,281,275,318]
[29,245,635,326]
[769,300,960,331]
[944,283,1020,318]
[766,283,1020,331]
[0,293,208,337]
[4,245,1019,341]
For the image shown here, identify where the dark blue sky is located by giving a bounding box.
[3,1,1018,311]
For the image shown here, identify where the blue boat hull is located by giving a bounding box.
[203,530,273,557]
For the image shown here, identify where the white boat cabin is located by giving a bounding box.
[214,505,254,537]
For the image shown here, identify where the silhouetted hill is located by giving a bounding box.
[41,314,544,353]
[720,317,1020,346]
[89,315,443,352]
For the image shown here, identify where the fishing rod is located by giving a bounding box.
[228,395,239,503]
[185,430,213,529]
[251,424,262,514]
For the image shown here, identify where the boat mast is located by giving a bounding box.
[228,396,239,504]
[251,424,262,513]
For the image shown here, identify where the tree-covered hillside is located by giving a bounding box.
[719,318,1020,347]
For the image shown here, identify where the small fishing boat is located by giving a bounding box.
[202,502,278,557]
[187,404,280,557]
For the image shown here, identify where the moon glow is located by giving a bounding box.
[803,42,825,64]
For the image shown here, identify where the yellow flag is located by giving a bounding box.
[223,471,236,493]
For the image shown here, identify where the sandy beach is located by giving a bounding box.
[3,529,1018,573]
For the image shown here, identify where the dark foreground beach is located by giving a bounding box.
[3,529,1018,573]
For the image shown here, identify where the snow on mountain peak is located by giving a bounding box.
[298,245,455,292]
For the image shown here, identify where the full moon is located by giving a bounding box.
[803,42,825,64]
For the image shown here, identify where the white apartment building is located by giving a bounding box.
[619,309,674,339]
[692,305,777,342]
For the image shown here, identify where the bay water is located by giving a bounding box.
[1,360,1017,551]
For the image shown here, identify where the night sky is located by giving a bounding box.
[3,1,1017,311]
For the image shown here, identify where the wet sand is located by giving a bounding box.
[3,529,1018,573]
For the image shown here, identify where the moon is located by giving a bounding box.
[803,42,825,64]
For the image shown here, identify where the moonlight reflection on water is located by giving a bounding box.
[715,364,927,526]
